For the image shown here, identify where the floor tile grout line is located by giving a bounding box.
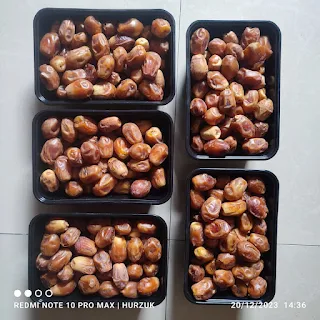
[0,232,28,235]
[168,0,183,244]
[166,1,182,319]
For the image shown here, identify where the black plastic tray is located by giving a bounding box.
[28,213,168,307]
[34,8,175,106]
[184,168,279,305]
[32,109,173,205]
[186,20,281,160]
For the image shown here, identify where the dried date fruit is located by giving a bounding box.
[188,264,205,282]
[60,227,81,247]
[237,241,261,262]
[248,233,270,252]
[99,281,119,298]
[204,139,230,156]
[242,138,268,154]
[191,28,210,55]
[224,177,248,201]
[137,277,160,296]
[190,222,204,247]
[130,179,152,198]
[201,197,222,222]
[118,18,143,37]
[207,71,229,91]
[95,226,115,248]
[127,237,144,262]
[222,200,247,216]
[192,174,216,191]
[204,219,231,239]
[248,276,267,298]
[191,277,216,300]
[110,236,127,263]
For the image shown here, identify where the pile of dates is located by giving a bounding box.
[188,174,270,300]
[39,115,168,198]
[189,27,274,156]
[36,218,162,297]
[39,16,171,101]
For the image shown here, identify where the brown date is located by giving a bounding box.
[114,219,132,236]
[78,275,100,295]
[107,157,128,179]
[201,197,221,222]
[213,270,235,289]
[224,177,248,201]
[242,138,268,154]
[191,135,204,153]
[208,189,224,201]
[204,219,231,239]
[204,107,225,126]
[145,127,162,145]
[98,116,121,134]
[70,256,96,275]
[223,31,239,44]
[136,37,150,51]
[238,212,253,233]
[254,98,274,121]
[110,236,127,263]
[118,18,143,37]
[40,169,59,192]
[87,219,111,236]
[240,27,260,48]
[71,32,88,49]
[247,177,265,195]
[58,20,75,46]
[92,33,110,60]
[137,277,160,296]
[36,253,50,271]
[190,222,204,247]
[99,281,119,298]
[188,264,205,282]
[254,121,269,138]
[190,98,207,117]
[129,143,151,160]
[142,52,161,80]
[190,28,210,55]
[248,233,270,252]
[191,277,216,300]
[225,42,244,60]
[40,234,60,257]
[143,263,159,277]
[61,118,77,143]
[74,116,98,135]
[126,45,146,68]
[121,281,138,298]
[39,64,60,91]
[216,253,236,270]
[192,174,216,191]
[252,218,267,235]
[127,237,144,262]
[113,46,127,73]
[97,136,113,159]
[248,276,267,298]
[137,221,156,235]
[48,249,72,273]
[150,167,166,189]
[54,155,72,182]
[109,34,135,51]
[107,72,121,86]
[208,54,222,71]
[65,79,93,99]
[102,22,116,37]
[149,143,168,166]
[192,81,209,99]
[231,279,248,298]
[204,139,230,156]
[207,71,229,91]
[74,236,97,257]
[237,68,265,89]
[50,281,76,296]
[116,79,137,99]
[149,39,169,57]
[93,250,112,273]
[208,38,226,57]
[113,137,130,160]
[97,55,114,80]
[191,54,208,81]
[218,88,236,115]
[139,80,164,101]
[144,237,162,262]
[237,240,261,262]
[79,165,102,184]
[50,55,66,73]
[95,226,115,248]
[40,32,61,58]
[221,55,239,80]
[222,200,247,216]
[41,273,58,288]
[80,141,100,165]
[84,16,102,35]
[60,227,81,247]
[195,247,214,263]
[127,264,143,280]
[92,173,117,196]
[65,46,92,70]
[151,18,171,38]
[41,118,60,139]
[243,90,259,113]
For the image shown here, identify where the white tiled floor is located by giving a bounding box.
[1,0,320,318]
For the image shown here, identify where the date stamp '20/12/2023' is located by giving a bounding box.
[231,301,307,309]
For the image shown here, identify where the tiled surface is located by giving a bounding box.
[167,241,320,320]
[1,0,320,318]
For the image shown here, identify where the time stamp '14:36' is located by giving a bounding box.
[231,302,307,309]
